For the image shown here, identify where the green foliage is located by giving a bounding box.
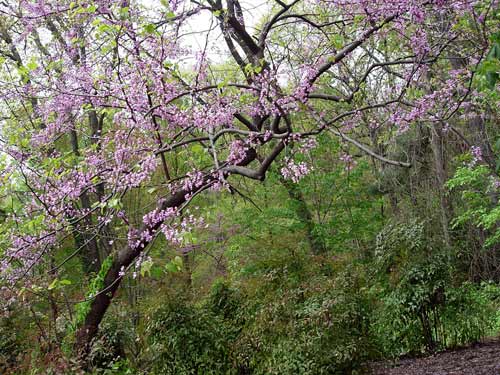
[477,32,500,90]
[441,282,497,345]
[91,359,135,375]
[447,165,500,247]
[233,273,372,375]
[73,256,114,330]
[0,314,24,374]
[374,220,427,274]
[219,244,374,374]
[373,279,497,356]
[164,255,184,273]
[146,299,234,375]
[371,221,498,357]
[296,135,384,253]
[87,316,135,373]
[205,279,242,321]
[61,255,115,356]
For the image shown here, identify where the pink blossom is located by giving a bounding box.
[340,153,357,171]
[469,146,482,166]
[281,158,312,183]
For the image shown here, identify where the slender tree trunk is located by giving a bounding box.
[69,129,102,273]
[183,252,193,289]
[281,178,326,254]
[430,124,452,247]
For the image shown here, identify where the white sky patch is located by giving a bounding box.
[142,0,271,63]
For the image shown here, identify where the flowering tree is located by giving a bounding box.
[0,0,494,360]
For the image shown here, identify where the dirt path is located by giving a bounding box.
[369,339,500,375]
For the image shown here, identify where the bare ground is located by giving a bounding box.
[368,339,500,375]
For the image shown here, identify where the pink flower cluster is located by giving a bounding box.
[281,157,312,183]
[469,146,482,167]
[143,207,178,227]
[340,153,357,171]
[309,0,474,22]
[227,140,248,165]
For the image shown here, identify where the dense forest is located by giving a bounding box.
[0,0,499,374]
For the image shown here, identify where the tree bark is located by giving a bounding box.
[430,124,452,247]
[73,188,190,360]
[281,178,326,254]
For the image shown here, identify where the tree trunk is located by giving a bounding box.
[73,142,272,362]
[74,188,194,361]
[430,124,452,247]
[281,178,326,255]
[69,129,102,273]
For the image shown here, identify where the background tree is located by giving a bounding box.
[0,0,498,370]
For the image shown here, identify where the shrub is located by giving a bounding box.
[441,282,497,346]
[87,314,135,373]
[205,279,242,322]
[233,271,372,375]
[0,315,22,374]
[372,221,499,356]
[146,299,234,375]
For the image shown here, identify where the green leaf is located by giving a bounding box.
[26,59,38,71]
[488,44,500,60]
[165,256,183,273]
[165,262,179,273]
[173,256,183,267]
[191,144,204,155]
[108,197,121,208]
[48,278,59,290]
[143,23,156,34]
[119,6,130,19]
[486,71,499,89]
[140,259,154,277]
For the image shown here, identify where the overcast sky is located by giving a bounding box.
[144,0,271,63]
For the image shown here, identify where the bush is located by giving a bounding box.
[0,315,21,374]
[87,314,135,373]
[232,270,372,375]
[371,221,499,357]
[441,282,498,346]
[205,279,242,322]
[146,299,234,375]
